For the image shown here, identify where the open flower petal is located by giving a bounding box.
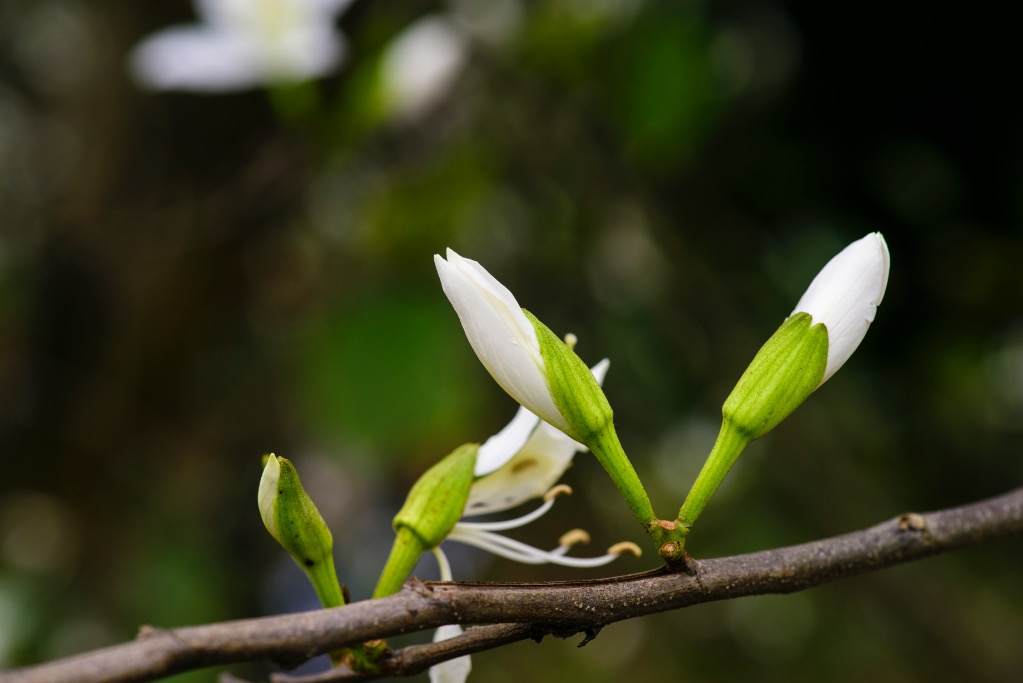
[793,232,890,383]
[466,421,581,515]
[129,0,351,92]
[474,405,539,477]
[468,359,610,513]
[435,249,568,432]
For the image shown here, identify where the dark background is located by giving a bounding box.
[1,1,1021,681]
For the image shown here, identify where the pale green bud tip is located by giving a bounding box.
[394,443,478,549]
[525,310,613,443]
[257,453,334,568]
[723,312,829,441]
[258,453,282,539]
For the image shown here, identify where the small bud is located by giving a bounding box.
[394,443,478,548]
[258,454,344,608]
[374,444,477,598]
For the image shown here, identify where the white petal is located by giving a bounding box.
[435,250,567,432]
[466,360,609,512]
[475,405,540,477]
[590,358,610,385]
[429,625,472,683]
[134,0,349,92]
[792,232,890,383]
[263,25,345,80]
[129,28,265,91]
[465,421,582,514]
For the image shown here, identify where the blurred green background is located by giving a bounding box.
[1,0,1021,681]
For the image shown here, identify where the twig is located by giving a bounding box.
[3,488,1021,683]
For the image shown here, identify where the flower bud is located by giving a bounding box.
[393,443,478,548]
[374,444,478,598]
[258,453,344,608]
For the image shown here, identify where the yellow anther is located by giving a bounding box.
[607,541,642,558]
[543,484,573,502]
[559,528,591,547]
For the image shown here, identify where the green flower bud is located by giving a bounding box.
[677,233,890,542]
[258,453,344,608]
[393,443,477,548]
[374,444,477,598]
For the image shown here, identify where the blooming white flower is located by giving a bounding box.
[792,232,890,383]
[129,0,353,92]
[435,249,570,433]
[446,358,635,568]
[425,361,634,683]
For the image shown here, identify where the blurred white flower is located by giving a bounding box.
[129,0,353,92]
[381,15,470,120]
[792,232,890,383]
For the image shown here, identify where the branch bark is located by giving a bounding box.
[3,488,1021,683]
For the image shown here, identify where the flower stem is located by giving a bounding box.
[676,419,751,534]
[587,424,656,526]
[373,526,427,599]
[305,552,345,609]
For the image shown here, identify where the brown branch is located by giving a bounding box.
[3,488,1021,683]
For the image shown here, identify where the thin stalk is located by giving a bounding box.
[677,419,751,531]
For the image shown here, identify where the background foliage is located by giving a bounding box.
[1,1,1021,681]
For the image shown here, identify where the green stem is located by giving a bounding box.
[302,552,346,666]
[588,424,657,526]
[373,526,427,599]
[677,419,751,531]
[305,553,345,609]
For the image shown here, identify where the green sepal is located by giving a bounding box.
[722,312,829,441]
[392,443,477,548]
[523,309,613,443]
[524,310,663,536]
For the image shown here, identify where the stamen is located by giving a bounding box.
[543,484,573,502]
[432,546,454,582]
[564,333,578,350]
[558,528,591,547]
[458,496,556,531]
[607,541,642,558]
[447,527,627,568]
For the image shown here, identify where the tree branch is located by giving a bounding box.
[3,488,1021,683]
